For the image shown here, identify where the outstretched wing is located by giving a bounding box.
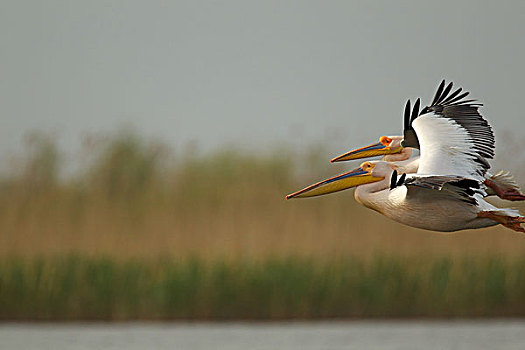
[406,81,495,179]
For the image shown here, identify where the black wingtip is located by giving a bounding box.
[404,100,411,131]
[397,173,406,187]
[441,87,462,105]
[431,80,446,106]
[390,169,398,190]
[435,82,453,105]
[428,81,479,108]
[411,98,420,123]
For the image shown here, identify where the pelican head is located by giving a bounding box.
[331,135,411,162]
[286,161,392,199]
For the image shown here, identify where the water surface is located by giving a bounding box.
[2,320,524,350]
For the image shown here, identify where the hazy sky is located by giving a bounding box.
[1,1,525,157]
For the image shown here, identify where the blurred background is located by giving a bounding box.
[1,0,525,325]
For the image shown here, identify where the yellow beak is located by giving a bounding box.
[285,167,384,199]
[331,142,403,162]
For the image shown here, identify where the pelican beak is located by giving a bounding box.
[285,166,384,199]
[331,142,403,162]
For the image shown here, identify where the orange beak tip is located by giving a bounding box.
[330,155,345,163]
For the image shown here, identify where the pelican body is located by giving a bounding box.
[287,160,524,232]
[351,162,501,232]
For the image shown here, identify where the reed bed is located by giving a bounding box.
[0,131,525,319]
[2,255,525,320]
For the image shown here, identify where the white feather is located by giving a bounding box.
[412,113,484,180]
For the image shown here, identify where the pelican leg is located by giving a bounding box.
[477,211,525,233]
[484,179,525,201]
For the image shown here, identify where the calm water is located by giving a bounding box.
[1,320,524,350]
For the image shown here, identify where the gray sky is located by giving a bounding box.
[1,1,525,158]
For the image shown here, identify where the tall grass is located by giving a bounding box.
[2,255,525,320]
[1,131,525,319]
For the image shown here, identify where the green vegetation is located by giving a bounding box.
[2,255,525,320]
[1,131,525,320]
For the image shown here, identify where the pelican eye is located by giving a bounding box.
[361,162,375,171]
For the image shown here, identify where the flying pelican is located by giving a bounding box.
[330,81,525,201]
[286,160,525,232]
[286,81,525,233]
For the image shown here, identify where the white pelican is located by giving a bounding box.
[331,81,525,201]
[286,81,525,233]
[286,160,525,232]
